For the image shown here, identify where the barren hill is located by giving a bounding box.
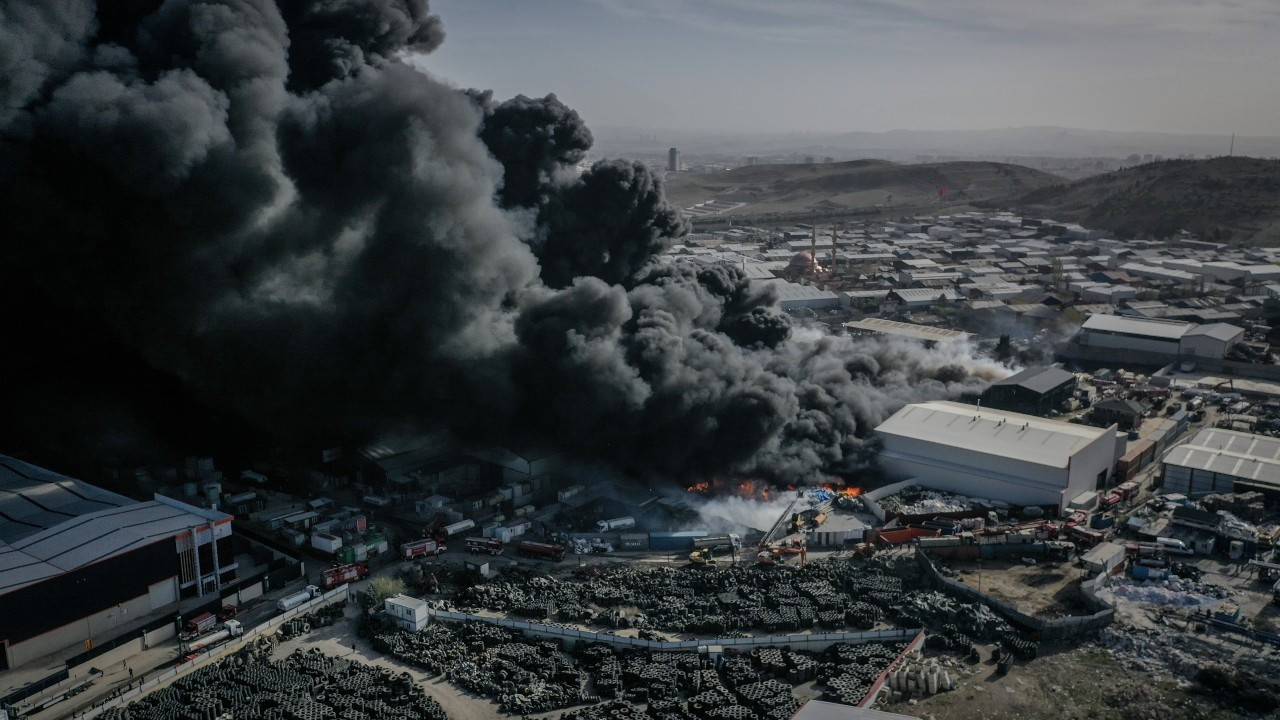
[664,160,1060,218]
[1001,157,1280,244]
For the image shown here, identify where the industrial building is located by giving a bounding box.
[978,366,1076,416]
[0,456,233,670]
[1161,428,1280,497]
[1077,315,1244,359]
[875,401,1118,512]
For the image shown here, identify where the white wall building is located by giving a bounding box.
[1078,315,1244,360]
[1162,428,1280,496]
[385,594,430,632]
[875,401,1118,512]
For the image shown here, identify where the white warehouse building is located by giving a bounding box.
[1078,315,1244,360]
[875,401,1119,512]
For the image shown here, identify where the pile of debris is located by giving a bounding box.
[1107,578,1230,609]
[879,489,977,516]
[1201,492,1268,524]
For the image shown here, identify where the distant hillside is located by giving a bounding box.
[1001,157,1280,244]
[665,160,1059,218]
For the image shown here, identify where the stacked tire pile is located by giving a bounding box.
[96,647,445,720]
[816,641,908,707]
[735,679,800,720]
[278,601,347,642]
[557,699,648,720]
[451,557,932,638]
[374,621,590,714]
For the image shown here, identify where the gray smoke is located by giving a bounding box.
[0,0,1006,481]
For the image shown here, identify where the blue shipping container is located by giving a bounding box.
[647,531,708,552]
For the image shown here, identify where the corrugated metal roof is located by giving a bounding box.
[992,366,1075,394]
[0,457,133,543]
[0,455,233,597]
[1082,314,1190,340]
[1182,322,1245,342]
[876,401,1111,469]
[1162,428,1280,486]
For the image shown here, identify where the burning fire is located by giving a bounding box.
[685,478,856,501]
[817,482,862,499]
[686,477,777,500]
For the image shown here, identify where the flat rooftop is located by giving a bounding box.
[844,318,974,342]
[876,401,1112,469]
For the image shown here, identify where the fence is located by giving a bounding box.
[915,546,1114,641]
[426,608,921,653]
[76,585,349,720]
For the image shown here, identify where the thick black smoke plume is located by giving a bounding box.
[0,0,1004,480]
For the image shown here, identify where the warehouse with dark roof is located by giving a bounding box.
[0,456,234,670]
[978,366,1077,417]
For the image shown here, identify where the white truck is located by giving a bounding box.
[182,620,243,654]
[276,584,321,612]
[596,516,636,533]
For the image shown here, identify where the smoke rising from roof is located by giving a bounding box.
[0,0,1007,480]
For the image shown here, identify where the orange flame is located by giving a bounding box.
[819,483,863,499]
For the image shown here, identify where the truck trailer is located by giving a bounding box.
[401,538,445,560]
[517,540,565,562]
[432,519,476,542]
[321,562,369,589]
[276,585,321,612]
[181,620,243,654]
[692,534,743,552]
[595,516,636,533]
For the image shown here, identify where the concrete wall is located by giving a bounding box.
[915,547,1114,641]
[426,608,921,654]
[1079,331,1181,357]
[877,446,1069,510]
[79,585,350,720]
[7,592,155,670]
[1066,424,1120,502]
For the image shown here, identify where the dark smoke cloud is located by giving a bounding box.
[0,0,1004,481]
[474,93,687,288]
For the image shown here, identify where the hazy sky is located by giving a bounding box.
[420,0,1280,136]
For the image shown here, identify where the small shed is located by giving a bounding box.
[1081,541,1127,574]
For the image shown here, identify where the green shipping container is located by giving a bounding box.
[337,546,356,563]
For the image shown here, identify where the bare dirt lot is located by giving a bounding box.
[948,559,1094,618]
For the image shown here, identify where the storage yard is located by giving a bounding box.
[23,390,1280,720]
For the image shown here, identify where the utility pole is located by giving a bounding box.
[1229,132,1235,157]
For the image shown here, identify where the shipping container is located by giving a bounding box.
[619,533,648,551]
[647,531,708,551]
[1131,564,1170,581]
[556,484,584,502]
[311,532,343,553]
[336,546,356,564]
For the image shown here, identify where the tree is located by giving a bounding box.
[995,334,1013,361]
[364,575,406,609]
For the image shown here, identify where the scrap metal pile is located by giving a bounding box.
[98,643,446,720]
